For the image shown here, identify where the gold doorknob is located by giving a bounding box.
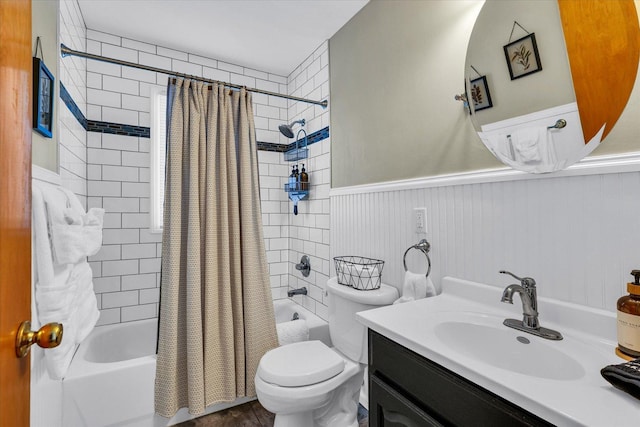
[15,321,63,358]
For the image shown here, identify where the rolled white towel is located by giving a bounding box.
[393,271,437,304]
[276,319,309,346]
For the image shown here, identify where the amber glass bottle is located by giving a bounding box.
[300,164,309,191]
[617,270,640,358]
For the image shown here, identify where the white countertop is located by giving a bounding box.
[356,276,640,426]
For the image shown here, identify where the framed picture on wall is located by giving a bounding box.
[469,76,493,111]
[503,33,542,80]
[33,57,54,138]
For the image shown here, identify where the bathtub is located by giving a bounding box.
[62,300,330,427]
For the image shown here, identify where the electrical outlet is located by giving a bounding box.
[414,208,427,234]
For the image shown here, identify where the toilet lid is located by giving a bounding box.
[258,340,345,387]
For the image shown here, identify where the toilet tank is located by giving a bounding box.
[327,277,398,363]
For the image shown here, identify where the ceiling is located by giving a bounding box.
[76,0,368,77]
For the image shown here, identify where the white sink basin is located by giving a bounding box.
[356,277,638,427]
[433,312,585,380]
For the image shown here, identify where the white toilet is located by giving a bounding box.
[255,277,398,427]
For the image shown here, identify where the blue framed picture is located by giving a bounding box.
[33,57,54,138]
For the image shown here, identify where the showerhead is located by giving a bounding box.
[278,124,295,138]
[278,119,306,138]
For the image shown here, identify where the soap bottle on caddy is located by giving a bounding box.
[288,165,301,215]
[288,165,296,191]
[300,164,309,191]
[616,270,640,359]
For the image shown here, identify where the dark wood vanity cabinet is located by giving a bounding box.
[368,330,555,427]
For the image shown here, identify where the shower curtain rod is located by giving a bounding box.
[60,44,328,108]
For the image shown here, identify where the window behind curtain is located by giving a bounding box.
[150,87,167,232]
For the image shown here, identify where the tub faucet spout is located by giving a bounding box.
[287,287,307,297]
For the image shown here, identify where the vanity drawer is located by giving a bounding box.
[369,330,553,427]
[370,375,443,427]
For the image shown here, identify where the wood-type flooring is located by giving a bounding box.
[175,400,369,426]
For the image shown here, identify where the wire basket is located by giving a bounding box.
[284,148,308,162]
[334,256,384,290]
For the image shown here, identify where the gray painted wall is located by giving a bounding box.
[466,0,575,126]
[32,0,59,172]
[329,0,640,188]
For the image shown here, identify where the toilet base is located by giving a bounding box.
[263,363,365,427]
[273,412,315,427]
[273,411,358,427]
[312,364,363,427]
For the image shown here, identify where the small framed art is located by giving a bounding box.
[33,57,55,138]
[503,33,542,80]
[469,75,493,111]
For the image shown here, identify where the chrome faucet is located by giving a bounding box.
[499,271,562,340]
[287,287,307,297]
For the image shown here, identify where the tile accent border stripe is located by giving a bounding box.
[60,83,87,129]
[87,120,150,138]
[61,82,151,138]
[61,83,329,150]
[300,126,330,148]
[257,127,329,152]
[256,141,290,153]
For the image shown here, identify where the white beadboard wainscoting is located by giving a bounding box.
[331,157,640,313]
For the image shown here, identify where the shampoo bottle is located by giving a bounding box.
[288,166,296,190]
[617,270,640,358]
[300,164,309,190]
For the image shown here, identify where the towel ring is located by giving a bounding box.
[403,239,432,278]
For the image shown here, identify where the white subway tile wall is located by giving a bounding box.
[285,42,332,320]
[58,0,87,207]
[86,129,160,326]
[259,150,291,299]
[84,29,310,325]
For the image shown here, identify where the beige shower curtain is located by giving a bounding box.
[154,79,278,417]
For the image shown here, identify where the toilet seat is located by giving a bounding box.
[257,340,345,387]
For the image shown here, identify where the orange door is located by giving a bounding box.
[558,0,640,143]
[0,1,33,426]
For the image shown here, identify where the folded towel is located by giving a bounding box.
[33,181,100,379]
[276,319,309,346]
[393,271,437,304]
[43,188,105,265]
[511,127,546,164]
[601,358,640,400]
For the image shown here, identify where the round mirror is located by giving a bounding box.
[465,0,639,173]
